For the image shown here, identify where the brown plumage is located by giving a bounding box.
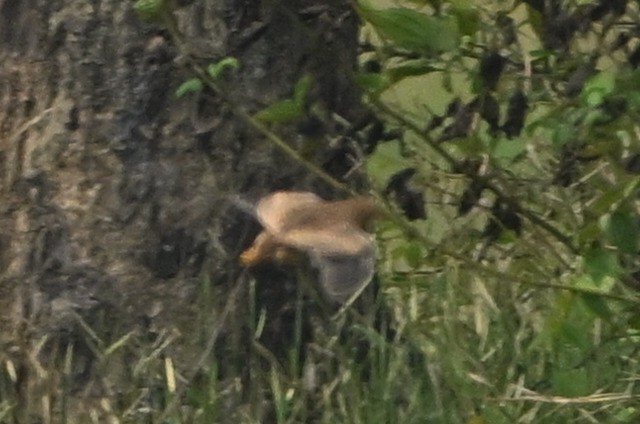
[240,191,382,301]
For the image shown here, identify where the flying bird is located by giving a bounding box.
[240,191,382,302]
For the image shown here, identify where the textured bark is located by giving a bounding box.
[0,0,365,421]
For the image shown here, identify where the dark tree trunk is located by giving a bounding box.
[0,0,367,421]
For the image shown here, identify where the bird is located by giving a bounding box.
[240,191,382,302]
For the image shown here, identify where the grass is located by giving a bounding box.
[1,253,638,423]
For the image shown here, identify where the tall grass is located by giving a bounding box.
[2,258,638,423]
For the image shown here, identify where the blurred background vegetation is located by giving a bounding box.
[2,0,640,423]
[357,0,640,422]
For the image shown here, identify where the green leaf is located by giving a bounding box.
[358,1,459,53]
[490,136,527,166]
[253,74,314,124]
[354,72,391,94]
[613,407,638,423]
[293,74,314,106]
[134,0,167,22]
[551,368,591,397]
[451,134,483,155]
[574,274,614,320]
[577,221,600,247]
[175,78,203,98]
[556,313,590,349]
[207,57,240,80]
[400,241,425,268]
[450,0,479,37]
[586,90,604,107]
[583,71,616,105]
[537,292,593,350]
[583,246,620,283]
[387,60,440,82]
[592,186,625,215]
[590,72,616,93]
[254,100,303,124]
[580,294,614,320]
[366,141,410,187]
[604,211,639,254]
[551,123,576,148]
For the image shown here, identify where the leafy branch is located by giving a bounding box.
[134,0,349,193]
[371,98,580,255]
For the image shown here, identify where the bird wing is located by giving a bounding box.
[287,223,376,302]
[256,191,324,234]
[309,243,376,302]
[276,223,372,256]
[256,191,374,255]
